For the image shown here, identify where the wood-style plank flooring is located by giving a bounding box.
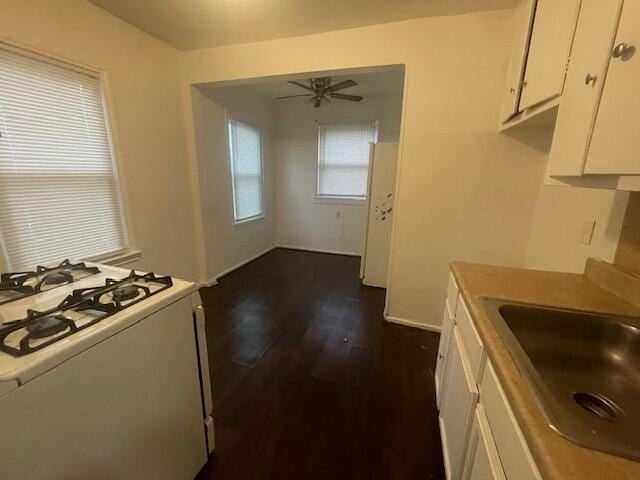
[196,248,444,480]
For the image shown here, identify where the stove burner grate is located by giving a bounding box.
[111,285,141,302]
[26,315,69,339]
[0,260,99,305]
[43,271,73,285]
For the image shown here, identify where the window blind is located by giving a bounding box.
[227,119,263,222]
[317,122,377,198]
[0,48,127,271]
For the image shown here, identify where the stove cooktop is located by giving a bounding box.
[0,267,172,357]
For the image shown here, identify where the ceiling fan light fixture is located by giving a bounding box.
[280,77,362,108]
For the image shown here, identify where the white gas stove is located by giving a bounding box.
[0,260,214,479]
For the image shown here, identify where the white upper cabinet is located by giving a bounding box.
[548,0,624,176]
[547,0,640,182]
[519,0,581,110]
[499,0,580,126]
[584,0,640,175]
[499,0,537,123]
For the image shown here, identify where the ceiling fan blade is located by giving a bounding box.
[326,79,357,92]
[287,80,315,92]
[329,93,363,102]
[276,94,314,99]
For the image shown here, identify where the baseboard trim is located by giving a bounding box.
[276,244,361,257]
[216,245,277,280]
[384,314,442,332]
[197,277,219,289]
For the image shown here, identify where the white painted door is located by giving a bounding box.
[548,0,624,176]
[462,405,506,480]
[585,1,640,175]
[361,143,398,288]
[519,0,581,110]
[499,0,537,123]
[439,327,479,480]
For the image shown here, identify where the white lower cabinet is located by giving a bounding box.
[435,304,455,408]
[437,273,541,480]
[462,405,506,480]
[481,363,541,480]
[439,327,478,480]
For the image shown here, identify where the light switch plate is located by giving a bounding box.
[579,219,596,245]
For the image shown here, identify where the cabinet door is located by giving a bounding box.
[519,0,581,110]
[439,328,479,480]
[462,406,506,480]
[548,0,624,176]
[435,304,455,409]
[499,0,537,123]
[585,1,640,175]
[481,363,541,480]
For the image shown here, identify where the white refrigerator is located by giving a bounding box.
[360,142,399,288]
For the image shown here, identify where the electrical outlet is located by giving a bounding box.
[579,219,596,245]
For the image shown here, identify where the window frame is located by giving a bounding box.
[315,121,379,203]
[226,117,265,225]
[0,42,133,271]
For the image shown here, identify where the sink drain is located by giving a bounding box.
[573,392,619,420]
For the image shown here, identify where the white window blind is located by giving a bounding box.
[317,122,377,198]
[227,119,263,222]
[0,48,127,271]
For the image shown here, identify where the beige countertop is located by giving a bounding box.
[450,260,640,480]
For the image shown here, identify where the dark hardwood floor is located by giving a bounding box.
[196,248,445,480]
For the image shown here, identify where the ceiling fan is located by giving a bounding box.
[276,77,363,108]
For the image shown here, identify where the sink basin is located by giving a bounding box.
[481,298,640,461]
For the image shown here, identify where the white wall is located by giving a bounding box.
[180,11,547,328]
[0,0,203,281]
[524,181,629,273]
[191,85,276,281]
[274,93,403,255]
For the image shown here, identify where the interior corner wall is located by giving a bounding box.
[190,86,276,281]
[274,94,403,255]
[0,0,203,281]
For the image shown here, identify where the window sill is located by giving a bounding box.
[84,248,142,267]
[313,196,367,206]
[233,214,266,228]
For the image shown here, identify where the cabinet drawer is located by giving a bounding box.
[481,363,541,480]
[463,405,506,480]
[446,272,459,317]
[455,298,486,386]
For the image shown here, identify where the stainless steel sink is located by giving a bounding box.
[481,298,640,461]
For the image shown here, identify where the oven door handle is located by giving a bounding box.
[193,305,213,418]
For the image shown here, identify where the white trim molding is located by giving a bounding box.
[197,277,219,289]
[215,245,277,280]
[384,313,442,333]
[313,196,366,206]
[276,244,361,257]
[85,248,142,267]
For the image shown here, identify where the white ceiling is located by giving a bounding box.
[241,70,405,100]
[87,0,517,51]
